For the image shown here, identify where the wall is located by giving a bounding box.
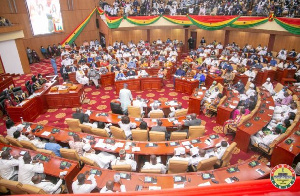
[0,0,100,57]
[0,40,23,74]
[228,31,270,48]
[111,30,147,44]
[273,35,300,52]
[149,29,185,43]
[194,29,225,47]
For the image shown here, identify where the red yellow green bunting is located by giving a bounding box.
[188,15,240,30]
[275,17,300,35]
[230,17,268,28]
[105,14,123,29]
[163,15,192,25]
[125,15,161,26]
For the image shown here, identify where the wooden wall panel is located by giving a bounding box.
[228,31,270,49]
[195,29,225,47]
[111,30,147,44]
[273,35,300,52]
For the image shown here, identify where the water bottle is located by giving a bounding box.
[20,117,24,123]
[289,144,293,152]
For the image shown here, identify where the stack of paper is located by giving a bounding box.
[174,184,185,188]
[182,141,191,146]
[225,178,233,183]
[41,131,51,136]
[204,139,211,145]
[149,186,161,190]
[132,147,141,152]
[198,182,211,187]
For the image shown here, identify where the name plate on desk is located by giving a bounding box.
[201,173,214,180]
[118,173,131,180]
[191,139,201,144]
[285,138,294,145]
[60,161,71,170]
[169,142,179,146]
[51,128,60,134]
[173,176,186,183]
[226,167,240,173]
[209,135,219,140]
[96,113,108,117]
[294,130,300,136]
[90,169,101,176]
[146,143,158,147]
[34,154,50,162]
[144,176,157,183]
[105,138,115,144]
[248,160,260,168]
[35,125,44,130]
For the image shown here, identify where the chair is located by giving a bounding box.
[217,83,224,93]
[111,164,132,172]
[140,169,162,174]
[167,160,189,174]
[245,81,251,91]
[80,156,100,167]
[36,149,56,156]
[19,140,37,151]
[60,148,80,161]
[110,126,127,140]
[274,83,283,93]
[131,129,148,141]
[149,111,164,118]
[215,142,237,168]
[5,136,23,147]
[174,109,188,117]
[79,124,93,134]
[25,81,32,95]
[169,132,187,141]
[21,184,47,194]
[196,156,218,171]
[0,179,24,195]
[128,106,143,118]
[110,102,123,115]
[0,135,9,145]
[91,128,110,137]
[65,118,81,132]
[188,126,205,139]
[206,95,227,117]
[149,131,165,141]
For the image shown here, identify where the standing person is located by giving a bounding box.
[187,36,194,50]
[119,83,132,113]
[50,56,57,75]
[26,47,33,64]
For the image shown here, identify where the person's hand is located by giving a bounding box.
[59,175,65,180]
[32,159,39,164]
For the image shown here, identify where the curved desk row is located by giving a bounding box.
[0,76,14,92]
[115,77,163,93]
[74,157,270,192]
[0,143,80,193]
[234,89,275,152]
[21,123,224,156]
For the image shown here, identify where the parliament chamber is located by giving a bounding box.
[1,0,300,195]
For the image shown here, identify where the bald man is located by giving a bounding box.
[27,134,46,149]
[72,173,97,194]
[119,83,133,113]
[31,174,63,194]
[100,180,126,193]
[45,136,62,157]
[142,155,166,174]
[18,153,44,184]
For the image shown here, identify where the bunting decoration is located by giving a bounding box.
[125,15,161,26]
[188,15,240,30]
[61,8,96,47]
[105,14,123,29]
[163,15,192,25]
[275,17,300,35]
[97,7,104,15]
[229,17,268,28]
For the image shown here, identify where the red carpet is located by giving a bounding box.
[0,60,261,165]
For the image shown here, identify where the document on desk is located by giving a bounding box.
[182,141,191,146]
[174,184,185,188]
[225,178,234,183]
[95,141,106,148]
[132,147,141,152]
[204,139,211,145]
[60,171,68,176]
[198,181,211,187]
[149,186,161,190]
[41,131,51,136]
[115,142,124,148]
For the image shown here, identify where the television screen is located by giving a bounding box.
[25,0,64,36]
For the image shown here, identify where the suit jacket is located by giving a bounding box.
[151,126,168,139]
[184,119,201,127]
[72,112,84,124]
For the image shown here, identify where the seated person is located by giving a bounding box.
[72,173,97,194]
[184,113,201,127]
[18,153,44,184]
[150,119,168,140]
[137,68,148,77]
[87,67,100,89]
[142,155,166,174]
[193,70,206,85]
[251,128,281,146]
[167,147,189,165]
[115,70,126,80]
[233,80,245,94]
[262,78,275,95]
[13,130,29,141]
[132,96,147,113]
[0,151,19,180]
[76,68,89,85]
[27,134,46,149]
[14,90,27,103]
[127,68,136,77]
[83,144,116,169]
[37,74,47,85]
[72,108,85,123]
[111,149,137,171]
[45,136,63,157]
[6,119,23,137]
[214,141,229,160]
[168,103,185,118]
[158,67,166,78]
[100,180,126,193]
[223,108,246,134]
[204,93,223,116]
[68,134,85,156]
[148,104,164,117]
[222,69,234,85]
[244,68,256,82]
[118,116,136,139]
[82,114,97,128]
[31,76,42,92]
[30,174,64,194]
[137,121,148,130]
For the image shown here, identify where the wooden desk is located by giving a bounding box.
[175,78,199,95]
[45,84,84,108]
[205,74,223,88]
[115,78,141,94]
[233,74,248,86]
[22,123,223,156]
[0,144,80,193]
[74,157,270,192]
[255,70,276,86]
[188,88,206,115]
[234,90,275,152]
[270,121,300,167]
[0,76,14,92]
[100,72,115,87]
[7,81,56,122]
[140,77,162,91]
[216,90,240,125]
[275,69,296,82]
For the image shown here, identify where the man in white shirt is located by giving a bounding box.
[27,134,46,149]
[6,119,23,137]
[148,103,164,117]
[100,180,126,193]
[214,141,229,160]
[137,69,148,77]
[13,131,29,141]
[119,83,133,113]
[251,129,280,146]
[142,155,166,174]
[18,153,44,184]
[0,151,19,180]
[244,68,256,82]
[72,173,97,194]
[31,174,64,194]
[262,78,275,95]
[111,149,137,171]
[82,144,116,169]
[167,147,189,166]
[132,96,147,113]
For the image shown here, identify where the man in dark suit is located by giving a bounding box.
[72,108,85,124]
[127,68,136,77]
[184,113,201,127]
[151,119,168,140]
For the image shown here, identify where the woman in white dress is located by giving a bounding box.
[76,68,89,85]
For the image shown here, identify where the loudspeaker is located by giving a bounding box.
[96,18,99,28]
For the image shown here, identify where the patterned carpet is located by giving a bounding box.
[0,60,261,165]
